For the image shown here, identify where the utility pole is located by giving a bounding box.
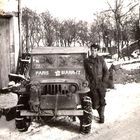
[18,0,22,57]
[139,4,140,29]
[138,3,140,53]
[16,0,22,74]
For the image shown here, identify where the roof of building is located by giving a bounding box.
[0,11,17,18]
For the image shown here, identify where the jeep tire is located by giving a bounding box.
[80,96,92,134]
[15,96,31,132]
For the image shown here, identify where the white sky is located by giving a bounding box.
[0,0,138,22]
[23,0,109,22]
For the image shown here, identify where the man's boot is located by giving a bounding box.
[97,106,105,123]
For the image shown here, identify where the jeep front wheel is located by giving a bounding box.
[15,96,31,132]
[80,96,92,134]
[15,116,30,132]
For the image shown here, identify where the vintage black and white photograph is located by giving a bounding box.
[0,0,140,139]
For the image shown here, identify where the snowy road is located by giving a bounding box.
[73,83,140,140]
[0,83,140,140]
[75,106,140,140]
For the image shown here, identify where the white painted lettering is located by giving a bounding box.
[35,71,49,76]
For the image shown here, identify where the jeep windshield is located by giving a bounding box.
[32,54,83,69]
[30,54,86,78]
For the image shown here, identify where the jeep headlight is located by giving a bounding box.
[69,84,77,93]
[82,81,89,87]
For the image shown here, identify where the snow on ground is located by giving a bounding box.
[106,57,140,70]
[121,62,140,70]
[106,83,140,121]
[0,83,140,140]
[0,93,18,108]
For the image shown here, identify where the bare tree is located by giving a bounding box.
[92,12,114,51]
[40,11,55,46]
[76,20,89,46]
[56,19,78,47]
[22,8,42,51]
[53,18,61,46]
[106,0,139,59]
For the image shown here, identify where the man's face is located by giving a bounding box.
[91,48,98,58]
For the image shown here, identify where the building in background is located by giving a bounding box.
[0,0,20,88]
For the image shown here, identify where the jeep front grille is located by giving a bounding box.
[43,84,69,95]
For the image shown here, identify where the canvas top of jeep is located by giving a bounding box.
[30,46,89,54]
[29,47,89,82]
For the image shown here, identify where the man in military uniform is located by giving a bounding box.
[84,44,109,123]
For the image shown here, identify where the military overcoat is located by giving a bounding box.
[84,55,109,91]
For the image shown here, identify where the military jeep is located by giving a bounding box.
[15,47,92,134]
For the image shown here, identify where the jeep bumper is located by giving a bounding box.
[20,110,83,116]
